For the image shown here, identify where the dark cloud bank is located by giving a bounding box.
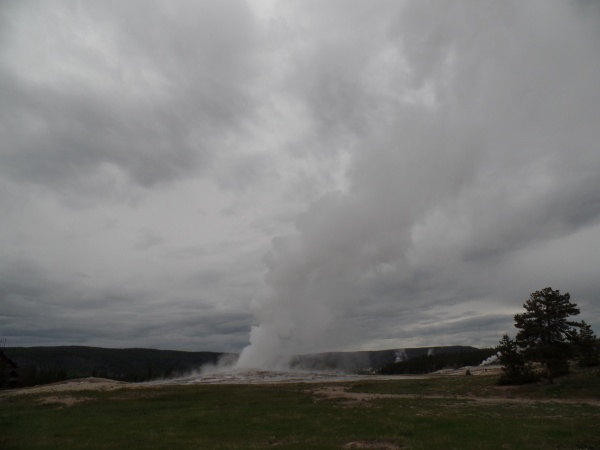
[1,1,599,366]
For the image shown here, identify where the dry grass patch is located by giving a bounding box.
[343,440,405,449]
[37,395,92,407]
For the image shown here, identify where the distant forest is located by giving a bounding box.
[1,345,498,388]
[3,346,232,387]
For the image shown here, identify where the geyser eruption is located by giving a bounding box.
[237,1,600,369]
[236,213,366,369]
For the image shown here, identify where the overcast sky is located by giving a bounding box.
[2,1,599,363]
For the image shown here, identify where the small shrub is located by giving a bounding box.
[497,369,538,386]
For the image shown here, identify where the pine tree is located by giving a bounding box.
[576,321,599,367]
[514,287,582,382]
[496,334,535,384]
[0,359,7,390]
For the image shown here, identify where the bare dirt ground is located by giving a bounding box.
[0,365,500,396]
[311,382,600,407]
[0,377,133,407]
[4,365,598,408]
[342,441,403,449]
[431,364,502,377]
[3,377,129,395]
[152,368,424,386]
[312,385,600,406]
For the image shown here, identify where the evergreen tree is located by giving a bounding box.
[0,359,7,389]
[496,334,535,385]
[576,321,599,367]
[514,287,582,382]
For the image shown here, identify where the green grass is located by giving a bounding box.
[1,372,599,449]
[351,367,600,399]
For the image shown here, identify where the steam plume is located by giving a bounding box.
[237,1,600,369]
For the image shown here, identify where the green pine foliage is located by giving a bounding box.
[576,321,600,367]
[496,334,536,385]
[0,360,7,389]
[514,287,582,382]
[498,287,598,385]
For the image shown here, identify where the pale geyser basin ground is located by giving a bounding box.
[3,365,503,396]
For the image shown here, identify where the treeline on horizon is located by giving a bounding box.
[378,348,497,375]
[1,346,231,387]
[1,345,498,388]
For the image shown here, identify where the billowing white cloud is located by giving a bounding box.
[1,1,599,359]
[238,0,600,367]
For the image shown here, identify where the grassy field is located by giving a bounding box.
[1,370,599,449]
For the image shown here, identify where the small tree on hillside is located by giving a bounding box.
[0,359,7,390]
[575,321,599,367]
[514,287,582,382]
[496,334,535,385]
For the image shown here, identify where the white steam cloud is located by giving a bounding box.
[237,1,600,369]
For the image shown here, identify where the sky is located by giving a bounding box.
[1,1,600,365]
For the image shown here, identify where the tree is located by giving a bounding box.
[514,287,582,382]
[496,334,535,385]
[0,359,7,390]
[575,321,599,367]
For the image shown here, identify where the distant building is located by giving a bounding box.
[0,350,21,389]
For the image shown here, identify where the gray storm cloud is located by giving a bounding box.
[1,1,599,354]
[237,0,600,368]
[0,0,258,195]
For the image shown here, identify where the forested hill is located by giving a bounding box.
[289,345,482,373]
[3,344,492,386]
[5,346,233,383]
